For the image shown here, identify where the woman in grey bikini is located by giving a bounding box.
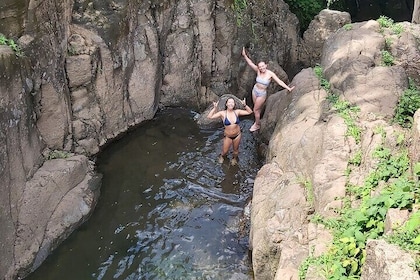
[207,97,253,165]
[242,47,295,132]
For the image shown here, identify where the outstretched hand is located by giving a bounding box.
[213,101,218,108]
[242,47,247,57]
[288,85,295,92]
[241,98,246,106]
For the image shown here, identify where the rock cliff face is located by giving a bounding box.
[253,18,420,280]
[1,0,419,279]
[0,0,302,278]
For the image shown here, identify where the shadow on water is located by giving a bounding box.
[27,108,262,280]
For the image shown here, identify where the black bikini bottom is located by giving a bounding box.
[227,132,241,140]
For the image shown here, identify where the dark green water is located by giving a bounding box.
[27,108,260,280]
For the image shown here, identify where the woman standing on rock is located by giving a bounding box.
[242,47,295,132]
[207,97,253,166]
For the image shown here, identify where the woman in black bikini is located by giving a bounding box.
[207,97,253,165]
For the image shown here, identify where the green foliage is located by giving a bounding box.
[0,34,7,45]
[313,64,323,79]
[343,24,353,31]
[304,29,419,280]
[384,37,393,49]
[301,132,419,279]
[335,100,361,143]
[391,23,404,35]
[377,15,405,35]
[68,45,77,56]
[284,0,323,31]
[47,150,71,160]
[0,33,23,56]
[395,132,405,146]
[313,65,361,144]
[373,125,386,139]
[232,0,248,27]
[381,50,394,66]
[348,150,362,166]
[326,0,339,9]
[414,162,420,177]
[298,246,316,279]
[301,178,315,207]
[394,80,420,128]
[314,65,331,91]
[377,15,394,29]
[387,210,420,272]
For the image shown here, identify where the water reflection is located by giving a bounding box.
[27,108,260,280]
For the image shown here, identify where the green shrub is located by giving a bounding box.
[377,15,394,28]
[284,0,323,31]
[377,15,405,35]
[313,65,361,143]
[301,144,417,279]
[381,50,394,66]
[47,150,71,160]
[394,80,420,128]
[0,33,23,56]
[343,23,353,31]
[391,23,404,35]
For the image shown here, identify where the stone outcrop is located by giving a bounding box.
[301,9,351,67]
[252,14,420,280]
[10,155,100,279]
[1,0,419,279]
[0,0,304,278]
[361,239,419,280]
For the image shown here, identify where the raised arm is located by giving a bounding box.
[237,98,253,116]
[242,47,258,72]
[207,101,223,119]
[270,71,295,92]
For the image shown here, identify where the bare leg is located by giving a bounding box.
[221,136,232,156]
[250,90,266,131]
[230,133,241,166]
[218,136,232,163]
[233,133,242,155]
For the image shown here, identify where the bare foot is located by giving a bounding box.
[249,123,260,132]
[218,154,224,164]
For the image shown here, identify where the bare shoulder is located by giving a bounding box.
[267,69,276,77]
[236,109,252,116]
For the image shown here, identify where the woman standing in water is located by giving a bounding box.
[207,97,253,166]
[242,47,295,132]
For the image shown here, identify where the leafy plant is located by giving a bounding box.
[232,0,248,27]
[377,15,394,29]
[384,37,393,49]
[381,50,394,66]
[301,129,419,279]
[300,178,315,207]
[349,150,362,166]
[314,65,361,143]
[335,100,361,143]
[47,150,71,160]
[0,33,23,56]
[394,79,420,128]
[314,65,331,91]
[283,0,323,31]
[387,210,420,272]
[391,23,404,35]
[343,23,353,31]
[377,15,404,35]
[0,34,7,45]
[298,246,317,279]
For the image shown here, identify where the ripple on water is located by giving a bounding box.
[26,108,259,280]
